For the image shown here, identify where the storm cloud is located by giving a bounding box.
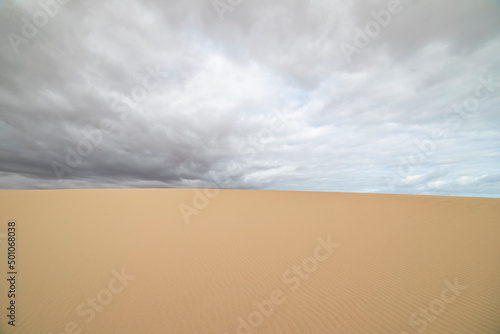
[1,0,499,197]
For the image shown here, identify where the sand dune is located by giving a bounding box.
[0,189,499,333]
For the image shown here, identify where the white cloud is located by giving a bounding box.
[0,0,499,197]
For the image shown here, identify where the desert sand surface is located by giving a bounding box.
[0,189,499,334]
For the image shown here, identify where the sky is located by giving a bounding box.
[0,0,499,197]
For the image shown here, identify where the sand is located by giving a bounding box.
[0,189,499,333]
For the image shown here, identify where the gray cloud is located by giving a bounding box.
[0,0,499,197]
